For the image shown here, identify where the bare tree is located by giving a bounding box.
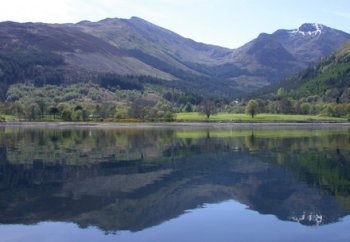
[199,99,217,119]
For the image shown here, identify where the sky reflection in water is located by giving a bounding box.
[0,127,350,241]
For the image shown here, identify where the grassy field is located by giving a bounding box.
[0,115,18,122]
[0,115,60,122]
[175,112,348,122]
[1,113,348,123]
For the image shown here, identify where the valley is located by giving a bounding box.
[0,17,350,121]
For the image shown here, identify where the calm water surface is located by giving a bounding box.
[0,126,350,242]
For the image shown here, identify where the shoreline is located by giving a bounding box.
[1,121,350,129]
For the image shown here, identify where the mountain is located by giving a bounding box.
[0,18,349,98]
[231,23,350,89]
[272,23,349,64]
[260,40,350,101]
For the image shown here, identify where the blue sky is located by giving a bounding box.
[1,0,350,48]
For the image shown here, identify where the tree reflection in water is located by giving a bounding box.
[0,127,349,232]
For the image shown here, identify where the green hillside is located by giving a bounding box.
[273,40,350,101]
[239,41,350,118]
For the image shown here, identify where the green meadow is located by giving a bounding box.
[175,112,348,122]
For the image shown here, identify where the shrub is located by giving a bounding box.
[62,109,72,121]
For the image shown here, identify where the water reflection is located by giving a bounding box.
[0,127,350,232]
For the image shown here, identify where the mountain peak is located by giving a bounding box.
[130,16,146,21]
[289,23,325,36]
[299,23,324,32]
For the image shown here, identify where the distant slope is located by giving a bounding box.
[0,21,174,80]
[262,40,350,100]
[0,18,349,98]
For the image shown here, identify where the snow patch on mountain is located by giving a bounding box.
[289,23,324,37]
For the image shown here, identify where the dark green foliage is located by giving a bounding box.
[33,70,64,87]
[95,103,116,119]
[99,73,144,91]
[262,45,350,101]
[74,105,83,112]
[62,110,72,121]
[49,107,59,119]
[162,112,174,122]
[36,99,47,119]
[0,49,65,95]
[297,62,350,97]
[0,49,64,67]
[277,98,294,114]
[251,42,350,117]
[25,103,40,121]
[82,109,90,121]
[184,103,193,112]
[163,91,200,106]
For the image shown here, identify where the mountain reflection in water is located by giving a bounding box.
[0,127,350,233]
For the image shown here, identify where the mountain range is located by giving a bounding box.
[0,17,349,98]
